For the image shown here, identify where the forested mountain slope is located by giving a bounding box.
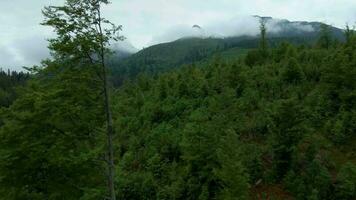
[112,34,356,199]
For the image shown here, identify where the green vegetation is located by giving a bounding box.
[0,1,355,199]
[109,37,229,86]
[110,30,356,199]
[0,69,29,108]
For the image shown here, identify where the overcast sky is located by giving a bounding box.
[0,0,355,71]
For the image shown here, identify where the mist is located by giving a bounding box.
[151,15,315,45]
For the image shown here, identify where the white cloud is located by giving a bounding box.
[0,47,18,71]
[13,36,50,65]
[0,36,49,71]
[0,0,355,70]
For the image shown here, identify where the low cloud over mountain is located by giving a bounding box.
[151,15,317,44]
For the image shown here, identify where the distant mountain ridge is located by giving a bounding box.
[109,17,345,86]
[252,15,344,40]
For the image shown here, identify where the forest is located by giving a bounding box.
[0,70,29,108]
[0,0,356,200]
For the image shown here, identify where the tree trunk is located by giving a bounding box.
[103,66,116,200]
[97,6,116,200]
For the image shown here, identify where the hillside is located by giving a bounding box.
[109,37,227,85]
[111,35,356,200]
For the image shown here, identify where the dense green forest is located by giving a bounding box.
[0,1,356,199]
[110,27,356,200]
[0,69,29,108]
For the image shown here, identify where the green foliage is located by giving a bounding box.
[112,35,356,199]
[335,162,356,199]
[269,99,306,179]
[317,23,333,49]
[110,38,230,86]
[214,132,250,200]
[0,69,29,108]
[244,49,264,67]
[41,0,122,59]
[284,159,332,200]
[0,62,106,199]
[282,58,305,83]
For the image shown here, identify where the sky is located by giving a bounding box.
[0,0,355,71]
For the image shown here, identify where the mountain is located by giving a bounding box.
[253,16,344,40]
[109,37,228,85]
[110,40,138,59]
[109,17,345,86]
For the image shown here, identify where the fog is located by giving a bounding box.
[151,15,315,45]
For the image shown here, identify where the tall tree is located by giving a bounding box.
[344,24,354,45]
[259,18,268,57]
[42,1,123,199]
